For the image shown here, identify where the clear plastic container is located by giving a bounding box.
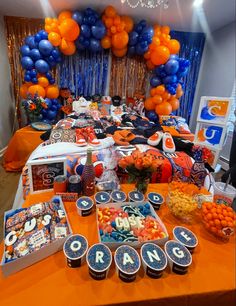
[213,182,236,206]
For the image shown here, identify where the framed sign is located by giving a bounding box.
[194,122,226,149]
[27,157,67,194]
[197,96,233,125]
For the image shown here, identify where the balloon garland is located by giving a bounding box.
[19,5,190,119]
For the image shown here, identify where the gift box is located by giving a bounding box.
[1,196,72,277]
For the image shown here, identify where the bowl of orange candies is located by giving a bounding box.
[166,182,203,223]
[201,202,236,240]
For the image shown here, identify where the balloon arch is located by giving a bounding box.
[19,5,190,121]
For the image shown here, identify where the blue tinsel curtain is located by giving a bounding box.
[58,50,110,97]
[170,31,205,123]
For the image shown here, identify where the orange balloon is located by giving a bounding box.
[161,25,170,35]
[116,21,125,32]
[155,101,172,115]
[48,32,61,47]
[112,47,127,57]
[25,82,33,87]
[149,42,157,51]
[150,88,156,97]
[113,16,121,26]
[45,17,53,25]
[107,28,112,37]
[144,50,151,59]
[104,17,113,28]
[50,22,60,34]
[58,11,72,23]
[169,98,180,111]
[121,16,134,33]
[60,40,76,55]
[45,24,51,33]
[20,84,29,98]
[152,95,163,105]
[59,19,80,41]
[163,91,171,100]
[38,77,49,88]
[28,85,45,98]
[155,85,165,95]
[111,26,117,34]
[168,39,180,54]
[152,36,160,46]
[150,45,170,65]
[145,97,156,111]
[105,6,116,18]
[153,24,161,33]
[46,85,59,99]
[146,60,155,70]
[101,36,112,49]
[112,31,128,49]
[176,90,184,99]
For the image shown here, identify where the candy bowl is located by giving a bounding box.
[166,182,199,223]
[201,202,236,241]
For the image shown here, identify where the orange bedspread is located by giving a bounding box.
[3,126,44,172]
[0,184,235,306]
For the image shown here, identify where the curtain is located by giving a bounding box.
[58,50,109,97]
[170,31,206,123]
[4,16,44,127]
[109,54,150,97]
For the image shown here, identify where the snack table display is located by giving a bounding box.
[0,184,235,306]
[3,126,44,172]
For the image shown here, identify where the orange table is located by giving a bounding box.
[0,184,235,306]
[3,126,44,172]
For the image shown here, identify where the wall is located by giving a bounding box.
[0,14,14,151]
[190,21,236,131]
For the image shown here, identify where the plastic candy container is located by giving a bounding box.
[141,243,167,278]
[86,243,112,280]
[201,202,236,240]
[147,192,164,210]
[95,191,111,205]
[128,191,145,202]
[76,197,94,216]
[114,245,141,282]
[63,234,88,268]
[111,190,127,203]
[173,226,198,253]
[164,240,192,275]
[166,181,199,223]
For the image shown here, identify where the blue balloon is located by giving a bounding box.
[32,77,38,84]
[34,33,42,43]
[41,109,48,117]
[128,31,139,46]
[72,11,84,25]
[25,36,37,49]
[51,99,58,105]
[55,56,62,63]
[51,48,61,59]
[83,39,90,48]
[29,48,42,61]
[24,75,31,82]
[127,46,136,56]
[141,26,154,40]
[146,110,159,123]
[136,42,148,55]
[150,76,162,87]
[75,39,86,50]
[140,20,147,28]
[163,75,178,84]
[21,56,34,70]
[47,55,56,67]
[49,78,55,84]
[35,59,49,73]
[46,72,53,80]
[20,45,31,56]
[38,30,48,40]
[170,55,179,60]
[38,40,53,56]
[45,98,52,108]
[51,105,58,112]
[87,15,96,25]
[176,67,189,78]
[46,110,57,119]
[154,65,165,76]
[81,24,91,38]
[91,23,106,39]
[164,59,179,75]
[85,8,94,16]
[89,38,102,52]
[30,69,37,78]
[134,24,143,34]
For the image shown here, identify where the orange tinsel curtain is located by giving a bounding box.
[4,16,44,127]
[109,54,150,98]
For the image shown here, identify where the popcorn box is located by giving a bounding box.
[96,201,169,251]
[1,196,72,277]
